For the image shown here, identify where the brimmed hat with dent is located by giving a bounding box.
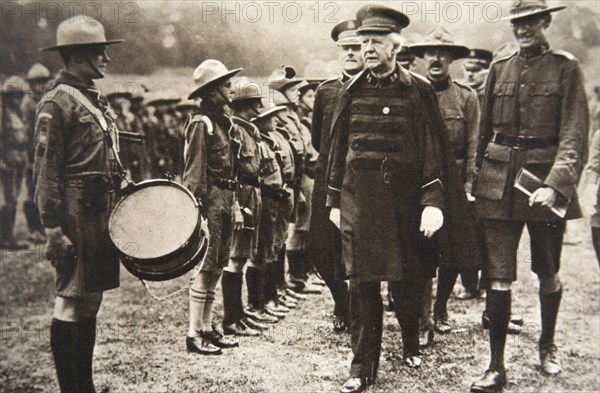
[26,63,51,81]
[268,66,303,92]
[41,15,123,51]
[298,80,319,97]
[331,20,361,46]
[410,27,470,60]
[252,101,288,122]
[503,0,566,21]
[232,77,263,102]
[1,76,27,96]
[355,4,410,35]
[188,59,242,100]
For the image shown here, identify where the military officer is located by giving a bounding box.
[22,64,53,243]
[221,77,268,337]
[308,19,364,332]
[463,49,493,107]
[410,28,482,341]
[470,1,589,391]
[182,59,241,355]
[34,16,123,392]
[328,5,450,392]
[1,76,28,250]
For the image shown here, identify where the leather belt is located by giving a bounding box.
[491,132,558,149]
[208,177,239,190]
[239,175,260,188]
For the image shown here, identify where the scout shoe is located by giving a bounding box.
[470,369,507,393]
[539,343,561,375]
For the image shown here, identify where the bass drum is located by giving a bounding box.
[109,180,208,281]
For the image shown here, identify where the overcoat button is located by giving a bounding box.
[382,107,390,115]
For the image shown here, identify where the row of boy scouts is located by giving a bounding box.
[1,1,599,392]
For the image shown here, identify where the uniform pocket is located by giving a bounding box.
[473,143,512,200]
[444,109,466,157]
[492,82,516,126]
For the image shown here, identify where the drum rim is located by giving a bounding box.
[109,179,201,262]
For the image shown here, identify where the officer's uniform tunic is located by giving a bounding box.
[473,46,589,280]
[182,101,237,272]
[34,70,120,295]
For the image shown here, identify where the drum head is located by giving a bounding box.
[110,182,199,259]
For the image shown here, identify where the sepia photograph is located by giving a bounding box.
[1,1,599,392]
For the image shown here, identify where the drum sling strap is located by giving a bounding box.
[58,84,208,300]
[55,84,128,182]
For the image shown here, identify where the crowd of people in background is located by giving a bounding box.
[1,2,600,393]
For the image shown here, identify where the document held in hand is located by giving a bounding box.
[514,168,568,218]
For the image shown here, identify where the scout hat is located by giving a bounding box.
[107,91,133,101]
[41,15,123,51]
[268,66,303,92]
[175,99,198,111]
[270,89,295,107]
[355,4,410,35]
[1,76,27,96]
[464,49,494,70]
[252,101,287,122]
[410,27,470,60]
[232,77,263,102]
[331,20,361,46]
[188,59,242,100]
[26,63,51,81]
[298,80,319,97]
[503,0,566,21]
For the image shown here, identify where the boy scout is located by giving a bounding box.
[34,16,123,392]
[470,1,589,391]
[183,59,241,355]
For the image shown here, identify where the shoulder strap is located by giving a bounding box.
[56,84,109,131]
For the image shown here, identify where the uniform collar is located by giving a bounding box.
[53,69,96,90]
[366,64,400,88]
[519,43,549,60]
[429,76,452,92]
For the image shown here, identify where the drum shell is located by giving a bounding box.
[109,180,208,281]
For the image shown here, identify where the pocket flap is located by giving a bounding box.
[493,82,515,96]
[524,82,561,97]
[444,108,464,120]
[526,146,558,163]
[484,143,512,162]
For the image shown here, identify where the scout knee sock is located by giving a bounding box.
[246,266,265,309]
[486,290,511,371]
[202,288,216,332]
[276,246,286,288]
[264,263,279,302]
[222,271,244,326]
[50,318,78,393]
[77,317,97,393]
[188,288,208,337]
[539,286,562,347]
[24,201,43,233]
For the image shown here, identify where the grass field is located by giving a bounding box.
[1,198,599,393]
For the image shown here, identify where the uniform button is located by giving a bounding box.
[382,107,390,115]
[520,84,525,88]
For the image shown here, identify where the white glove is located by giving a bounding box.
[466,192,475,202]
[420,206,443,238]
[329,207,341,230]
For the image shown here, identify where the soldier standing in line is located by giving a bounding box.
[22,63,53,243]
[308,19,364,332]
[34,16,124,392]
[182,59,242,355]
[328,5,450,392]
[470,1,589,391]
[1,76,29,250]
[410,28,483,345]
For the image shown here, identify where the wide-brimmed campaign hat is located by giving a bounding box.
[252,101,288,122]
[410,27,470,60]
[232,77,263,102]
[355,4,410,35]
[26,63,52,81]
[502,0,566,21]
[268,65,304,92]
[298,80,319,96]
[1,76,27,95]
[331,20,361,46]
[188,59,242,100]
[41,15,123,51]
